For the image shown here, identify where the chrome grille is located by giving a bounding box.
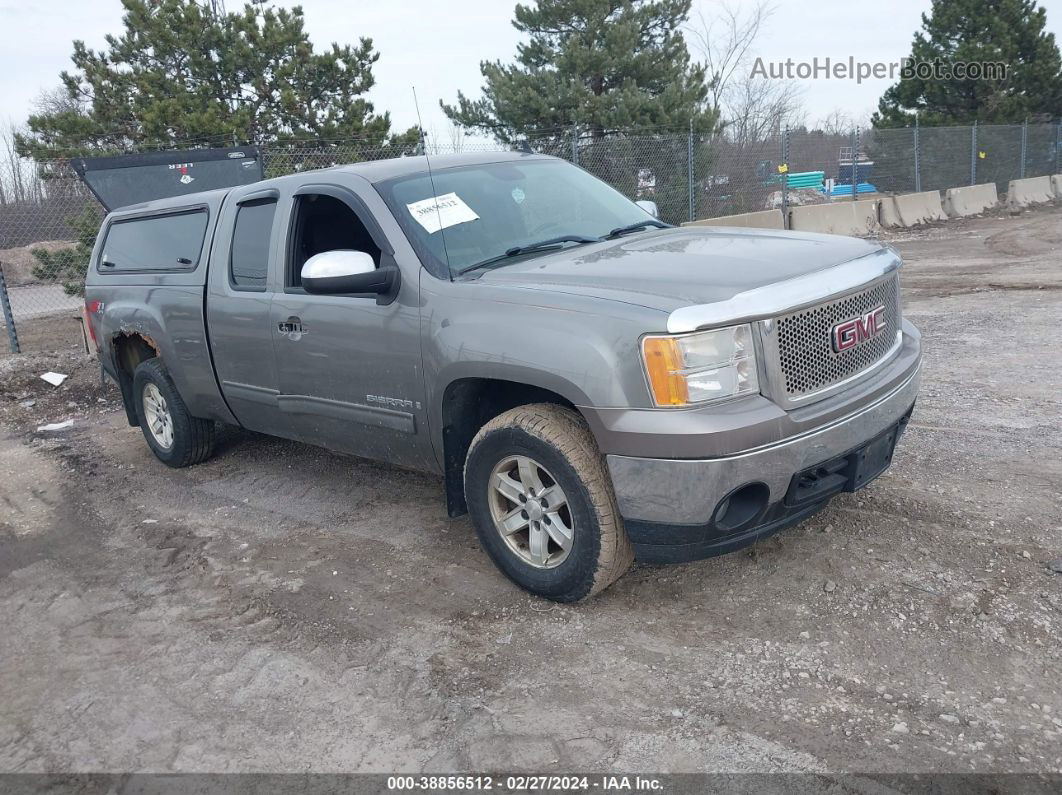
[773,275,900,398]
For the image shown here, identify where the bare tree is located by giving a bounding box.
[724,71,806,143]
[424,125,442,155]
[687,0,804,143]
[812,109,862,137]
[3,92,78,206]
[444,121,466,154]
[31,85,86,119]
[424,121,467,155]
[0,124,9,205]
[688,0,770,118]
[0,120,36,205]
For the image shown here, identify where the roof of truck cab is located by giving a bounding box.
[105,151,555,215]
[340,150,555,182]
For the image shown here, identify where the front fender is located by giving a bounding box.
[422,285,665,465]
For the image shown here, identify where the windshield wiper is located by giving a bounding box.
[504,235,601,257]
[456,235,601,276]
[605,219,672,239]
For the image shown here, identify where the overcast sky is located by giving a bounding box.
[2,0,1061,140]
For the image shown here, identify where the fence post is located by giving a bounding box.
[687,120,695,223]
[913,117,921,193]
[1020,118,1028,179]
[570,123,579,166]
[971,121,978,186]
[781,126,791,227]
[851,127,859,202]
[0,263,20,355]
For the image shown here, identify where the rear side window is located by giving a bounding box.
[100,210,208,272]
[230,198,277,290]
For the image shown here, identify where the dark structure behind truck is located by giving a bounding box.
[72,147,264,212]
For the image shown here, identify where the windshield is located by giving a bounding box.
[376,159,655,277]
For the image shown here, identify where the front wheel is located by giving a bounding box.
[464,404,633,602]
[132,358,216,468]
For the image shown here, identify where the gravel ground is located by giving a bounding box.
[1,205,1060,776]
[0,312,85,357]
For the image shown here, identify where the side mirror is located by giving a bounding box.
[301,250,400,304]
[635,200,660,219]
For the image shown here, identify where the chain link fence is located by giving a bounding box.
[0,154,98,355]
[3,120,1061,354]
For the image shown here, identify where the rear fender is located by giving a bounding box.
[95,287,237,425]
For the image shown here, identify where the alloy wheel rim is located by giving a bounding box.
[143,383,174,450]
[487,455,574,569]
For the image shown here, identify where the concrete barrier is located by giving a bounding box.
[682,209,785,230]
[880,190,946,227]
[1006,176,1055,209]
[1053,174,1062,199]
[788,199,879,236]
[943,183,998,217]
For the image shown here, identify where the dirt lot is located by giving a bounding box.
[1,206,1060,776]
[1,243,87,356]
[0,312,86,357]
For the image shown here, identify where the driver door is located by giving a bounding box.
[269,180,432,471]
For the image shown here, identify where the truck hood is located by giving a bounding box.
[474,226,884,313]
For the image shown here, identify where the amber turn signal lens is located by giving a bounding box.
[642,336,689,406]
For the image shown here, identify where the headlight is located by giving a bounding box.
[641,324,759,406]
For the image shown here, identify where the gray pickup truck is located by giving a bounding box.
[83,151,921,601]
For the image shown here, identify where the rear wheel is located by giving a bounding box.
[464,404,633,602]
[132,359,216,468]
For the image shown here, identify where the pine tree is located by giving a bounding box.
[873,0,1062,127]
[30,206,101,296]
[17,0,417,159]
[441,0,716,142]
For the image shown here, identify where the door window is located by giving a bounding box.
[230,198,278,291]
[287,194,382,288]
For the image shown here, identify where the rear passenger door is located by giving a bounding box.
[206,186,289,434]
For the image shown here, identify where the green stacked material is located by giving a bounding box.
[783,170,825,188]
[764,170,825,188]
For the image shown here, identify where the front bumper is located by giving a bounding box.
[606,360,920,563]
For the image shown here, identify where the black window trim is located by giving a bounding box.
[95,203,210,275]
[238,187,281,205]
[228,194,279,293]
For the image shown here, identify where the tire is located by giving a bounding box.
[132,358,216,468]
[464,403,634,602]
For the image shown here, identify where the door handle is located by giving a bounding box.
[278,317,305,336]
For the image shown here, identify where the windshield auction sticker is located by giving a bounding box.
[406,192,480,234]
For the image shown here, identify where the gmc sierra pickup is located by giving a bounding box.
[84,151,921,601]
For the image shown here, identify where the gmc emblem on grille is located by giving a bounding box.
[832,305,886,352]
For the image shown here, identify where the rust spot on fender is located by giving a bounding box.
[113,327,161,357]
